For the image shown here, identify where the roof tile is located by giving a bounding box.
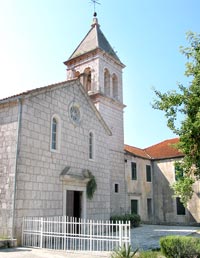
[125,138,184,160]
[124,144,150,159]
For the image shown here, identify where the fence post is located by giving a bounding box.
[64,216,66,250]
[128,221,131,247]
[21,217,24,246]
[90,220,93,251]
[40,217,43,248]
[119,221,122,248]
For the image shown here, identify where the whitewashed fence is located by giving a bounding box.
[22,216,131,251]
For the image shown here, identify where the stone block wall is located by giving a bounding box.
[0,102,18,237]
[14,81,111,240]
[96,97,126,215]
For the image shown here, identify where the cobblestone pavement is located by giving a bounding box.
[131,224,199,251]
[0,224,199,257]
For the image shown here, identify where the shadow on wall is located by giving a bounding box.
[153,160,196,225]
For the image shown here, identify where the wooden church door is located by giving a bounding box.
[66,190,82,218]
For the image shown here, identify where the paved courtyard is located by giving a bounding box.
[0,248,110,258]
[0,224,199,257]
[131,224,199,251]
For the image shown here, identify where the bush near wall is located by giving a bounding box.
[160,235,200,258]
[110,214,141,228]
[138,250,160,258]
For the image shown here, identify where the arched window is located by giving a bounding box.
[74,71,80,78]
[89,131,94,160]
[52,117,57,150]
[112,74,118,100]
[51,115,60,151]
[83,68,91,92]
[104,68,110,96]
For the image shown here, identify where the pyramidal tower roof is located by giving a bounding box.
[67,17,122,64]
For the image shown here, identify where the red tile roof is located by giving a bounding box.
[145,138,183,159]
[124,144,150,159]
[125,138,184,160]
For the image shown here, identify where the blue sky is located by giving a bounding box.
[0,0,199,148]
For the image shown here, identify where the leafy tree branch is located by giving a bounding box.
[152,31,200,205]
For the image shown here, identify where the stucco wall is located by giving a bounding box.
[153,158,200,224]
[125,154,153,222]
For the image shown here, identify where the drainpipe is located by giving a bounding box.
[11,97,22,240]
[124,154,128,214]
[151,160,155,224]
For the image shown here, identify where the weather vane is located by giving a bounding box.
[90,0,100,17]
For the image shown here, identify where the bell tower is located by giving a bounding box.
[64,14,127,215]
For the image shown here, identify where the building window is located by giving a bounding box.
[114,183,119,193]
[89,132,94,160]
[176,197,186,215]
[147,198,152,218]
[146,165,152,182]
[104,68,110,96]
[131,199,138,214]
[131,162,137,180]
[112,74,118,100]
[83,67,92,92]
[51,115,61,152]
[51,117,57,150]
[175,162,184,181]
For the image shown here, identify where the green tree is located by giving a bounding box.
[152,31,200,205]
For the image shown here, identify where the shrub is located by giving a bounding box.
[160,235,200,258]
[110,244,138,258]
[110,214,141,228]
[138,250,159,258]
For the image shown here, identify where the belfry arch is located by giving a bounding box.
[112,73,118,100]
[83,67,92,92]
[104,68,110,96]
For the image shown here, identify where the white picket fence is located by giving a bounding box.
[22,216,131,252]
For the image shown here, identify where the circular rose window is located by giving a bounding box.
[69,102,81,125]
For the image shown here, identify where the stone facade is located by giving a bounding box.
[0,80,114,241]
[65,18,126,216]
[0,16,128,242]
[93,97,126,215]
[0,102,19,237]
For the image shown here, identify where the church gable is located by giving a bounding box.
[17,79,111,168]
[10,78,111,228]
[0,79,111,137]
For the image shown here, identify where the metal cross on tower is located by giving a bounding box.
[90,0,100,17]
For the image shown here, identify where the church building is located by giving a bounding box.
[0,15,127,240]
[1,13,200,244]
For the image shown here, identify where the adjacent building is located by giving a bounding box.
[125,138,200,225]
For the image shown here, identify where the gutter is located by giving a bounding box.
[11,97,22,239]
